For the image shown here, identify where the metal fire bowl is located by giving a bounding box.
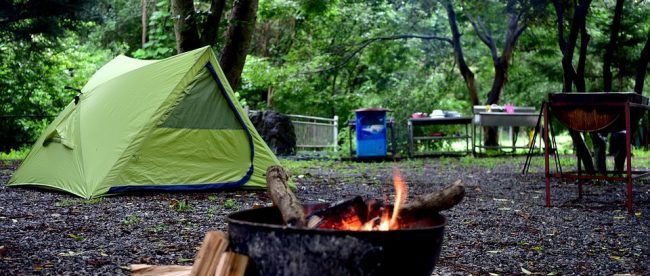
[227,205,446,276]
[549,92,649,132]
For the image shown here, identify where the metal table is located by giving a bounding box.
[407,117,473,157]
[472,106,540,155]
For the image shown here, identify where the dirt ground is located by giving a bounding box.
[1,157,648,275]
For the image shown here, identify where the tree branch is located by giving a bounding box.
[444,0,479,105]
[634,30,650,94]
[551,0,567,55]
[306,34,452,73]
[467,14,498,60]
[603,0,625,91]
[201,0,227,46]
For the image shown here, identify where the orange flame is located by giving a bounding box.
[354,168,408,231]
[388,168,408,230]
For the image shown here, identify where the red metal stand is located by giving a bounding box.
[543,101,650,212]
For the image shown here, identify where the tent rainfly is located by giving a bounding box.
[8,47,280,198]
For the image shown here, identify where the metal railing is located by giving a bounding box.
[286,114,339,151]
[246,109,339,151]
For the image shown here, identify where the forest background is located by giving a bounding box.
[1,0,649,154]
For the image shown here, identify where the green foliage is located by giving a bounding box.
[223,198,239,210]
[170,199,193,212]
[67,233,85,242]
[0,0,101,42]
[206,207,218,219]
[0,148,30,160]
[54,197,103,207]
[3,0,650,153]
[122,214,142,225]
[0,29,112,152]
[177,257,193,263]
[147,223,169,233]
[132,0,176,59]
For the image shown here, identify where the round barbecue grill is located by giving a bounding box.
[548,92,648,132]
[227,205,446,276]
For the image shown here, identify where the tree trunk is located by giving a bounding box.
[552,0,595,173]
[472,10,524,147]
[575,25,590,92]
[603,0,625,92]
[483,58,508,147]
[141,0,148,47]
[171,0,202,53]
[634,32,650,94]
[444,1,479,106]
[201,0,227,46]
[553,0,591,92]
[486,58,507,105]
[219,0,259,89]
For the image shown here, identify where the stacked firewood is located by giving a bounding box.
[130,231,247,276]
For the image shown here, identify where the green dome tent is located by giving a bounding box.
[8,47,280,198]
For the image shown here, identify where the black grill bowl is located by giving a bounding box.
[227,206,446,276]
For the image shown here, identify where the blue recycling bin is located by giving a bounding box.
[355,108,390,157]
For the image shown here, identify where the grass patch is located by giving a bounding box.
[67,233,85,241]
[54,197,103,207]
[223,199,239,210]
[147,223,169,233]
[278,147,650,176]
[122,214,141,226]
[177,258,193,263]
[170,199,192,212]
[207,207,218,219]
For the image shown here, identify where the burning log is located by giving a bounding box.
[305,196,371,229]
[307,180,465,230]
[266,166,306,227]
[401,180,465,215]
[266,165,465,231]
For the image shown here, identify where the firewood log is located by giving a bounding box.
[190,231,229,276]
[401,180,465,215]
[130,264,191,276]
[266,166,306,228]
[307,181,464,229]
[305,196,368,229]
[214,252,249,276]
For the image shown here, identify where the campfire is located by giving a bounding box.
[266,166,465,232]
[309,168,409,231]
[223,165,467,275]
[131,166,465,276]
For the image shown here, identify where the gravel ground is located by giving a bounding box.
[1,157,649,275]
